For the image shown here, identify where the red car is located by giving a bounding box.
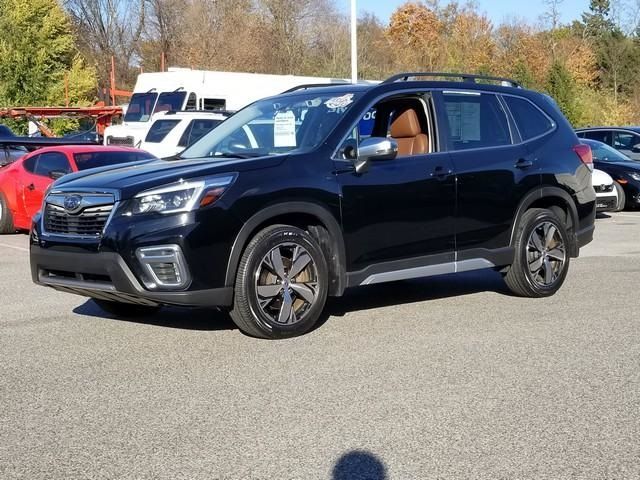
[0,145,155,233]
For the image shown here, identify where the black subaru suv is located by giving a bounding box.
[30,73,596,339]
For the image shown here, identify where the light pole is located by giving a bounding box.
[350,0,357,83]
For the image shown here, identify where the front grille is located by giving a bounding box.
[594,184,614,193]
[44,203,113,236]
[106,135,134,146]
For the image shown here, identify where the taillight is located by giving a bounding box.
[573,144,593,171]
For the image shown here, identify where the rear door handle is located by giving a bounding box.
[431,165,453,179]
[515,159,533,169]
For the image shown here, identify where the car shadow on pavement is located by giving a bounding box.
[73,301,236,331]
[73,268,509,332]
[325,268,510,319]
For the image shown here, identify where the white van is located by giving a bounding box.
[104,69,359,148]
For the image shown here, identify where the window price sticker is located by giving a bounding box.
[274,110,297,147]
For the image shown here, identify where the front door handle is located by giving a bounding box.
[515,159,533,169]
[27,183,35,191]
[431,166,453,180]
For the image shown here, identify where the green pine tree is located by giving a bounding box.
[547,61,581,126]
[0,0,97,133]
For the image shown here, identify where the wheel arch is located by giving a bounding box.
[510,186,580,256]
[225,202,347,296]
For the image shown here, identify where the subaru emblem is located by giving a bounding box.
[63,194,83,214]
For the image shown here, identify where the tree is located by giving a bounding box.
[0,0,96,108]
[582,0,616,36]
[547,61,580,125]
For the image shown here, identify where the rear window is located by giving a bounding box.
[74,151,155,171]
[504,96,554,140]
[146,120,181,143]
[178,119,223,147]
[443,92,511,151]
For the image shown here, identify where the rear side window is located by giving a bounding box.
[74,151,155,170]
[202,98,226,111]
[34,152,72,177]
[442,92,511,151]
[581,130,612,145]
[146,120,181,143]
[504,96,554,140]
[178,119,223,147]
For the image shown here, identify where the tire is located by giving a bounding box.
[0,191,15,234]
[504,208,571,298]
[230,225,329,339]
[93,299,160,317]
[613,182,626,212]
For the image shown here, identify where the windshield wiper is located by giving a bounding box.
[211,152,262,159]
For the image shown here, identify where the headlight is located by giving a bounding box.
[628,172,640,182]
[125,175,235,216]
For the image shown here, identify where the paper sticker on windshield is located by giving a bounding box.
[274,110,297,147]
[325,94,354,110]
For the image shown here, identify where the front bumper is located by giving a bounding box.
[595,193,617,212]
[31,245,233,307]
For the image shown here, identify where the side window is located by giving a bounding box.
[34,152,71,177]
[613,131,640,150]
[178,119,222,147]
[503,96,553,140]
[202,98,226,111]
[145,120,181,143]
[336,94,433,160]
[23,155,38,173]
[583,130,612,145]
[185,93,197,110]
[442,92,511,151]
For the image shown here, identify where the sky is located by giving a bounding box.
[346,0,591,25]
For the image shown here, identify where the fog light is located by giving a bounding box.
[135,245,190,289]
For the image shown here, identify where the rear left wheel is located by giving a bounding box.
[504,208,570,298]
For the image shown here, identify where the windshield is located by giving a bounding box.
[585,139,635,163]
[124,92,158,122]
[154,91,187,114]
[180,91,361,159]
[74,151,156,170]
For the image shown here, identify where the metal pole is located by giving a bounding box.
[350,0,357,83]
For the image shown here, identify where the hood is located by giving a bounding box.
[592,169,613,185]
[52,155,287,200]
[595,159,640,170]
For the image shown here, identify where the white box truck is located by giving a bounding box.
[104,69,360,148]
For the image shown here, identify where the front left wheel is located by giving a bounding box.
[230,225,329,339]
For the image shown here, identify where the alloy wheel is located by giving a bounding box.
[526,221,566,288]
[254,242,319,325]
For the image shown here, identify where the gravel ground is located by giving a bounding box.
[1,212,639,479]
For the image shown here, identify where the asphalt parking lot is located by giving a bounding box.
[1,213,639,480]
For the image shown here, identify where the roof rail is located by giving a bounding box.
[382,72,521,88]
[282,82,350,94]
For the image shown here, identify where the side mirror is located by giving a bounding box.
[48,170,66,180]
[354,137,398,174]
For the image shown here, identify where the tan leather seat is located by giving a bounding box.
[389,108,429,156]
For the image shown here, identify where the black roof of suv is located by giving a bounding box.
[29,72,596,338]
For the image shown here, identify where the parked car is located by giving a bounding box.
[580,138,640,210]
[576,126,640,161]
[0,146,155,233]
[30,72,596,339]
[592,168,618,212]
[140,110,230,158]
[0,125,29,166]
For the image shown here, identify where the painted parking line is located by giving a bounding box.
[0,242,29,253]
